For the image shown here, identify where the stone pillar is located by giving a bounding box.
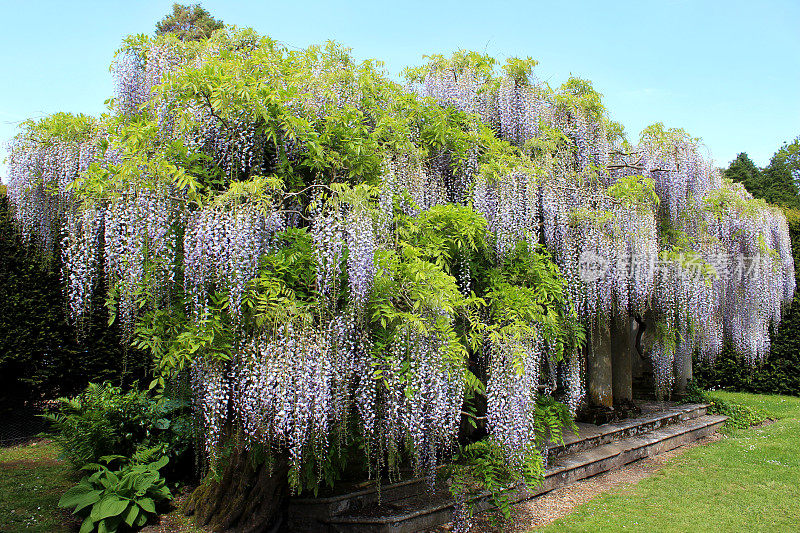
[611,317,633,404]
[588,320,613,409]
[674,340,693,397]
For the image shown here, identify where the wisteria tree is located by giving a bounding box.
[5,27,795,531]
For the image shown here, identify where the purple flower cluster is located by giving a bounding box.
[62,206,103,321]
[473,168,540,258]
[232,323,334,468]
[374,325,465,478]
[345,207,376,313]
[191,358,230,462]
[112,43,182,117]
[184,205,284,319]
[103,189,177,337]
[6,137,87,251]
[311,210,345,305]
[486,334,542,457]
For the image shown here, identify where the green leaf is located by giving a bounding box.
[79,516,95,533]
[138,497,156,514]
[148,454,169,471]
[58,484,102,511]
[90,495,129,522]
[99,470,120,489]
[135,512,148,527]
[122,502,140,526]
[97,515,123,533]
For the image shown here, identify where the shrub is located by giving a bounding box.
[683,381,771,430]
[58,450,173,533]
[43,382,193,472]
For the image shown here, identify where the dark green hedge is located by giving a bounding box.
[0,193,147,413]
[694,209,800,396]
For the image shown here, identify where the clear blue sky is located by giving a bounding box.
[1,0,798,182]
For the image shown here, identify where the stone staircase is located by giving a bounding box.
[288,403,726,533]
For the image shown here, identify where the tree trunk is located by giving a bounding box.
[183,448,290,533]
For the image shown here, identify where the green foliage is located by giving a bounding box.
[404,50,498,88]
[555,77,605,122]
[534,395,578,445]
[725,153,763,197]
[396,203,490,278]
[448,396,575,523]
[483,241,585,361]
[723,143,800,210]
[606,174,659,210]
[17,112,95,147]
[502,57,539,86]
[42,382,192,471]
[155,3,223,41]
[137,294,232,394]
[683,382,770,430]
[639,122,698,150]
[449,438,543,522]
[58,452,172,533]
[761,142,800,209]
[244,227,320,329]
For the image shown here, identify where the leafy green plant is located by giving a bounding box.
[448,396,576,524]
[534,395,578,445]
[683,381,771,430]
[58,450,172,533]
[448,438,543,525]
[42,382,192,470]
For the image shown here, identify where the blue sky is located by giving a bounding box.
[1,0,798,181]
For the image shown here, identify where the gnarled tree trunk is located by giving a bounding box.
[183,449,290,533]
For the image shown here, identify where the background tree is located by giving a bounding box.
[726,144,800,209]
[725,152,763,196]
[155,3,223,41]
[760,137,800,209]
[774,136,800,184]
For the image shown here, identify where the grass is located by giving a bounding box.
[539,392,800,532]
[0,440,78,533]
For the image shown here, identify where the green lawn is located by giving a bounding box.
[0,440,78,533]
[539,392,800,533]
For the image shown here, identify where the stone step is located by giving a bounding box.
[289,401,709,530]
[319,413,727,533]
[548,402,708,461]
